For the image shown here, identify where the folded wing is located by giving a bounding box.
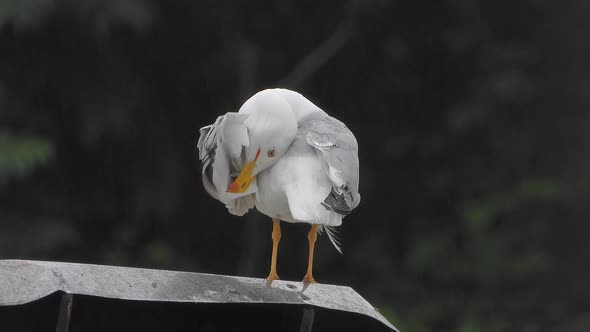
[304,115,361,215]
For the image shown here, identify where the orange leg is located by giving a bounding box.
[302,224,319,283]
[266,219,281,281]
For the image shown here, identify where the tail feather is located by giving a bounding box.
[319,225,342,254]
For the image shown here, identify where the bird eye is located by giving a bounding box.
[267,149,276,158]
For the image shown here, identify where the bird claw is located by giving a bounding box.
[302,275,316,284]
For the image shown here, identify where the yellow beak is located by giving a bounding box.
[227,148,261,193]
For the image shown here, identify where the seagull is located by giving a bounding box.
[197,88,360,283]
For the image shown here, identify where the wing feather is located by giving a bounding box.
[197,113,256,216]
[304,115,361,213]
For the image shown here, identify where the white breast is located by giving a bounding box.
[255,138,339,226]
[255,162,293,221]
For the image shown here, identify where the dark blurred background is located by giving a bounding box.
[1,0,589,331]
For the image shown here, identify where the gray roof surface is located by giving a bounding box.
[0,259,397,331]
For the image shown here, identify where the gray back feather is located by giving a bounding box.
[301,113,361,213]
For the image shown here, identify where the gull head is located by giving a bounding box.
[227,90,297,193]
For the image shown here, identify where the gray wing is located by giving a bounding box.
[304,114,361,214]
[197,112,257,216]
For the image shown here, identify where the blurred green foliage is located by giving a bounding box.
[0,0,55,30]
[0,1,589,331]
[0,0,152,32]
[0,133,54,178]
